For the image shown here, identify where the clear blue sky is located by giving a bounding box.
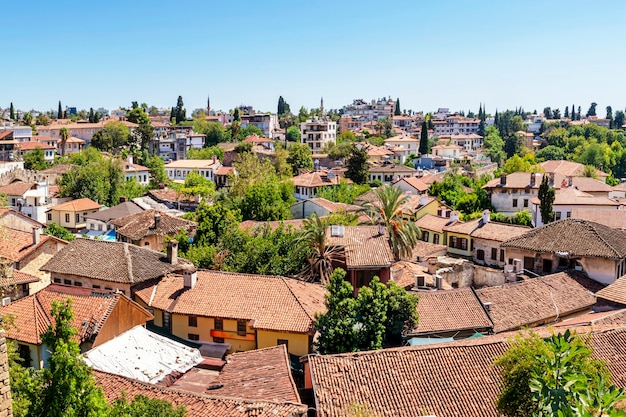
[3,0,625,116]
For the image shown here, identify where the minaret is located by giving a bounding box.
[207,94,211,116]
[320,96,324,118]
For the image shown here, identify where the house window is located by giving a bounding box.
[64,279,72,285]
[93,285,101,289]
[163,312,171,330]
[53,278,61,284]
[47,213,52,221]
[500,250,505,262]
[491,248,498,260]
[75,213,80,223]
[461,238,467,250]
[566,211,571,218]
[422,231,429,242]
[433,234,440,244]
[188,334,200,341]
[237,320,247,336]
[214,318,223,330]
[65,213,70,223]
[512,199,518,208]
[554,212,562,221]
[74,281,82,287]
[477,249,485,261]
[277,339,289,348]
[449,236,457,248]
[188,316,198,327]
[213,337,225,343]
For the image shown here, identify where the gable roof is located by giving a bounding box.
[134,270,326,334]
[530,187,619,206]
[411,288,493,335]
[393,176,429,192]
[48,198,102,212]
[84,201,144,223]
[94,370,307,417]
[325,226,394,268]
[0,269,39,287]
[571,208,626,231]
[110,209,197,241]
[470,221,531,242]
[415,213,459,233]
[0,227,56,262]
[19,142,55,151]
[475,272,596,333]
[0,284,149,345]
[502,218,626,259]
[41,239,193,285]
[541,159,608,178]
[0,181,37,196]
[307,327,626,417]
[596,275,626,305]
[290,171,345,188]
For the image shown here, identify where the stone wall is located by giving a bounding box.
[0,327,13,417]
[473,265,506,288]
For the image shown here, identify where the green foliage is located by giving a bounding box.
[90,121,130,152]
[317,179,371,204]
[173,96,186,124]
[286,143,313,175]
[110,394,186,417]
[345,145,370,185]
[325,141,354,160]
[503,154,538,174]
[394,98,401,116]
[10,102,15,120]
[234,141,253,154]
[44,222,75,241]
[193,121,228,146]
[186,146,224,161]
[142,153,168,187]
[536,145,566,161]
[483,126,505,165]
[490,210,533,226]
[295,214,338,284]
[23,147,50,170]
[360,185,421,260]
[315,269,419,354]
[177,170,215,198]
[428,173,490,214]
[285,125,300,142]
[538,175,555,224]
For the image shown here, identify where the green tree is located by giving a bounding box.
[286,125,300,142]
[177,170,215,198]
[503,154,535,174]
[194,121,227,146]
[295,214,340,285]
[57,101,63,119]
[286,143,313,175]
[22,112,33,126]
[90,121,130,152]
[394,98,401,116]
[538,175,555,224]
[233,108,240,122]
[564,106,570,119]
[59,127,69,157]
[110,395,186,417]
[10,102,15,120]
[345,145,369,185]
[142,153,168,187]
[483,126,505,165]
[33,299,110,417]
[614,111,625,130]
[23,147,49,170]
[586,102,598,117]
[186,146,224,161]
[360,185,421,260]
[317,179,371,204]
[419,121,429,155]
[277,96,286,115]
[174,96,186,124]
[606,106,613,128]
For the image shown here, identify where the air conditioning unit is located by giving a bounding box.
[435,275,443,290]
[414,274,426,288]
[2,297,11,306]
[512,259,523,273]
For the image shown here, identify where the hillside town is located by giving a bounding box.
[0,94,626,417]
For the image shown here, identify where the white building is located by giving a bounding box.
[342,98,396,121]
[433,116,480,136]
[300,119,337,154]
[383,136,419,163]
[123,155,151,186]
[240,113,279,139]
[18,142,55,162]
[165,158,221,182]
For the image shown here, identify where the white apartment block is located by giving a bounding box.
[300,119,337,154]
[433,116,480,137]
[240,113,279,139]
[342,97,396,121]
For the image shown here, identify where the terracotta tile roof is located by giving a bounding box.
[502,218,626,259]
[571,176,613,193]
[366,146,395,157]
[243,134,274,144]
[475,272,596,333]
[307,327,626,417]
[148,188,199,203]
[420,174,443,185]
[19,142,55,151]
[444,217,482,235]
[0,208,45,227]
[530,187,619,206]
[0,269,39,287]
[215,166,235,176]
[0,227,53,262]
[32,135,59,143]
[41,239,192,285]
[393,177,429,192]
[304,198,359,213]
[541,159,608,178]
[110,209,197,241]
[391,261,430,289]
[290,171,345,188]
[470,221,531,242]
[411,288,493,335]
[84,201,144,223]
[166,159,220,169]
[483,172,565,190]
[613,182,626,192]
[123,162,150,173]
[134,270,326,334]
[0,181,36,196]
[408,240,447,260]
[184,345,301,403]
[94,370,307,417]
[596,276,626,305]
[415,213,458,233]
[553,309,626,328]
[39,164,73,175]
[569,209,626,231]
[369,164,416,174]
[0,284,125,345]
[67,136,85,144]
[325,226,394,267]
[49,198,102,212]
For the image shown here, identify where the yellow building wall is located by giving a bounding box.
[257,330,311,357]
[413,200,441,221]
[49,208,99,230]
[446,231,473,257]
[170,314,256,353]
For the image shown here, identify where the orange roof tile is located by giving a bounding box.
[0,227,54,262]
[19,142,55,151]
[470,221,531,242]
[49,198,101,212]
[325,226,394,268]
[110,209,197,241]
[0,182,37,196]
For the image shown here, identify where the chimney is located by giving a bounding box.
[183,268,198,289]
[568,176,573,187]
[483,302,492,314]
[32,225,41,245]
[427,257,437,275]
[167,240,178,265]
[439,206,447,218]
[127,154,133,165]
[119,196,127,203]
[419,195,428,207]
[529,172,536,187]
[212,155,217,164]
[549,173,555,187]
[449,210,460,223]
[481,209,491,225]
[500,173,507,186]
[435,275,443,290]
[154,212,161,229]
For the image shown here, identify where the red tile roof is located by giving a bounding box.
[290,171,346,188]
[325,226,394,268]
[0,181,37,196]
[571,208,626,231]
[110,209,197,241]
[49,198,101,212]
[0,284,131,345]
[94,370,307,417]
[19,142,55,151]
[415,213,458,233]
[134,270,326,334]
[470,221,531,242]
[0,269,39,287]
[596,276,626,305]
[393,177,429,192]
[475,272,596,333]
[541,159,608,178]
[0,227,53,262]
[411,288,493,335]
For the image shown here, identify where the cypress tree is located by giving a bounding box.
[88,108,95,123]
[175,96,186,124]
[57,101,63,119]
[278,96,285,115]
[394,98,401,116]
[538,175,555,225]
[419,121,429,155]
[564,106,569,119]
[9,102,14,120]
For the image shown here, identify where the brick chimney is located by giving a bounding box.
[183,268,198,289]
[166,240,178,265]
[500,173,507,186]
[549,173,555,187]
[481,209,491,225]
[529,172,536,187]
[154,212,161,229]
[32,225,41,245]
[427,257,438,275]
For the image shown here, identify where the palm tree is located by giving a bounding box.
[295,214,341,285]
[59,127,69,157]
[360,185,421,261]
